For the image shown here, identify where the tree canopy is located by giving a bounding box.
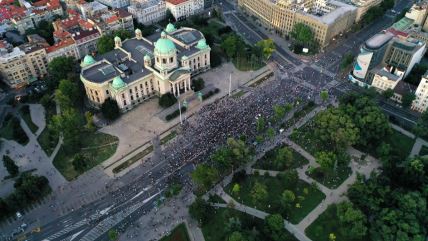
[101,98,121,121]
[97,30,132,54]
[256,39,275,60]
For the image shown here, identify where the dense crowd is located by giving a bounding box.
[161,70,313,171]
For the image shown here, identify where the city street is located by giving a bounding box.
[0,0,416,240]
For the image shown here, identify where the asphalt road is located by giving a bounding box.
[4,0,416,240]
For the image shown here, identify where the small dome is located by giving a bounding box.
[135,28,142,34]
[112,76,125,89]
[154,37,176,55]
[161,31,167,38]
[114,36,121,42]
[181,55,188,60]
[144,54,151,61]
[165,23,176,33]
[81,55,96,67]
[196,38,209,49]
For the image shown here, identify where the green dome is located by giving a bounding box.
[112,76,125,89]
[155,37,176,55]
[81,55,96,67]
[144,54,151,61]
[196,38,209,49]
[114,36,121,42]
[165,23,176,33]
[181,55,188,60]
[135,28,141,34]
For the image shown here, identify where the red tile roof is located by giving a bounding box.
[105,15,119,24]
[45,38,75,53]
[387,28,409,38]
[165,0,189,5]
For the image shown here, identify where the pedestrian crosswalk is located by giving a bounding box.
[45,219,87,240]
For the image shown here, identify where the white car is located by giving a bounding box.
[279,128,284,133]
[16,212,22,219]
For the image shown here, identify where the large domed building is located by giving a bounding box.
[80,23,211,112]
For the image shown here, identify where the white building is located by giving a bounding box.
[78,1,108,19]
[95,0,130,9]
[128,0,166,25]
[413,72,428,112]
[165,0,204,21]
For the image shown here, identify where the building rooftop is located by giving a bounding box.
[81,25,207,85]
[394,80,417,95]
[365,32,394,49]
[166,0,189,5]
[392,17,415,31]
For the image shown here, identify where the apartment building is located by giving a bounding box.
[165,0,204,21]
[337,0,382,22]
[45,37,80,62]
[10,0,64,34]
[0,41,48,88]
[95,0,130,8]
[238,0,357,48]
[86,9,134,35]
[128,0,167,25]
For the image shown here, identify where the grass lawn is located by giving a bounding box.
[0,114,29,145]
[306,165,352,189]
[419,145,428,156]
[19,105,38,133]
[53,132,118,180]
[112,145,153,174]
[160,131,177,145]
[305,204,365,241]
[202,207,298,241]
[226,175,325,224]
[160,223,190,241]
[37,100,59,156]
[356,129,415,160]
[253,144,309,171]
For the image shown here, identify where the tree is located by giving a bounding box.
[48,56,76,87]
[402,92,416,109]
[50,108,81,151]
[273,105,286,121]
[274,147,293,170]
[290,23,314,44]
[278,169,299,187]
[97,30,132,54]
[251,182,268,204]
[101,98,121,120]
[226,138,251,168]
[55,79,80,109]
[315,151,336,173]
[267,127,275,140]
[72,154,88,173]
[320,90,329,102]
[165,9,175,22]
[232,183,240,195]
[25,20,55,45]
[159,93,177,108]
[256,117,266,133]
[382,88,394,99]
[340,95,391,146]
[221,34,239,59]
[256,39,275,60]
[339,53,354,70]
[336,201,367,240]
[192,78,205,91]
[280,190,295,211]
[85,111,95,131]
[191,164,219,191]
[189,197,213,225]
[413,110,428,138]
[108,229,118,241]
[225,217,242,233]
[264,214,287,241]
[2,156,18,177]
[228,231,246,241]
[315,108,359,150]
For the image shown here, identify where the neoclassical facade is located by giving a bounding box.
[80,23,211,112]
